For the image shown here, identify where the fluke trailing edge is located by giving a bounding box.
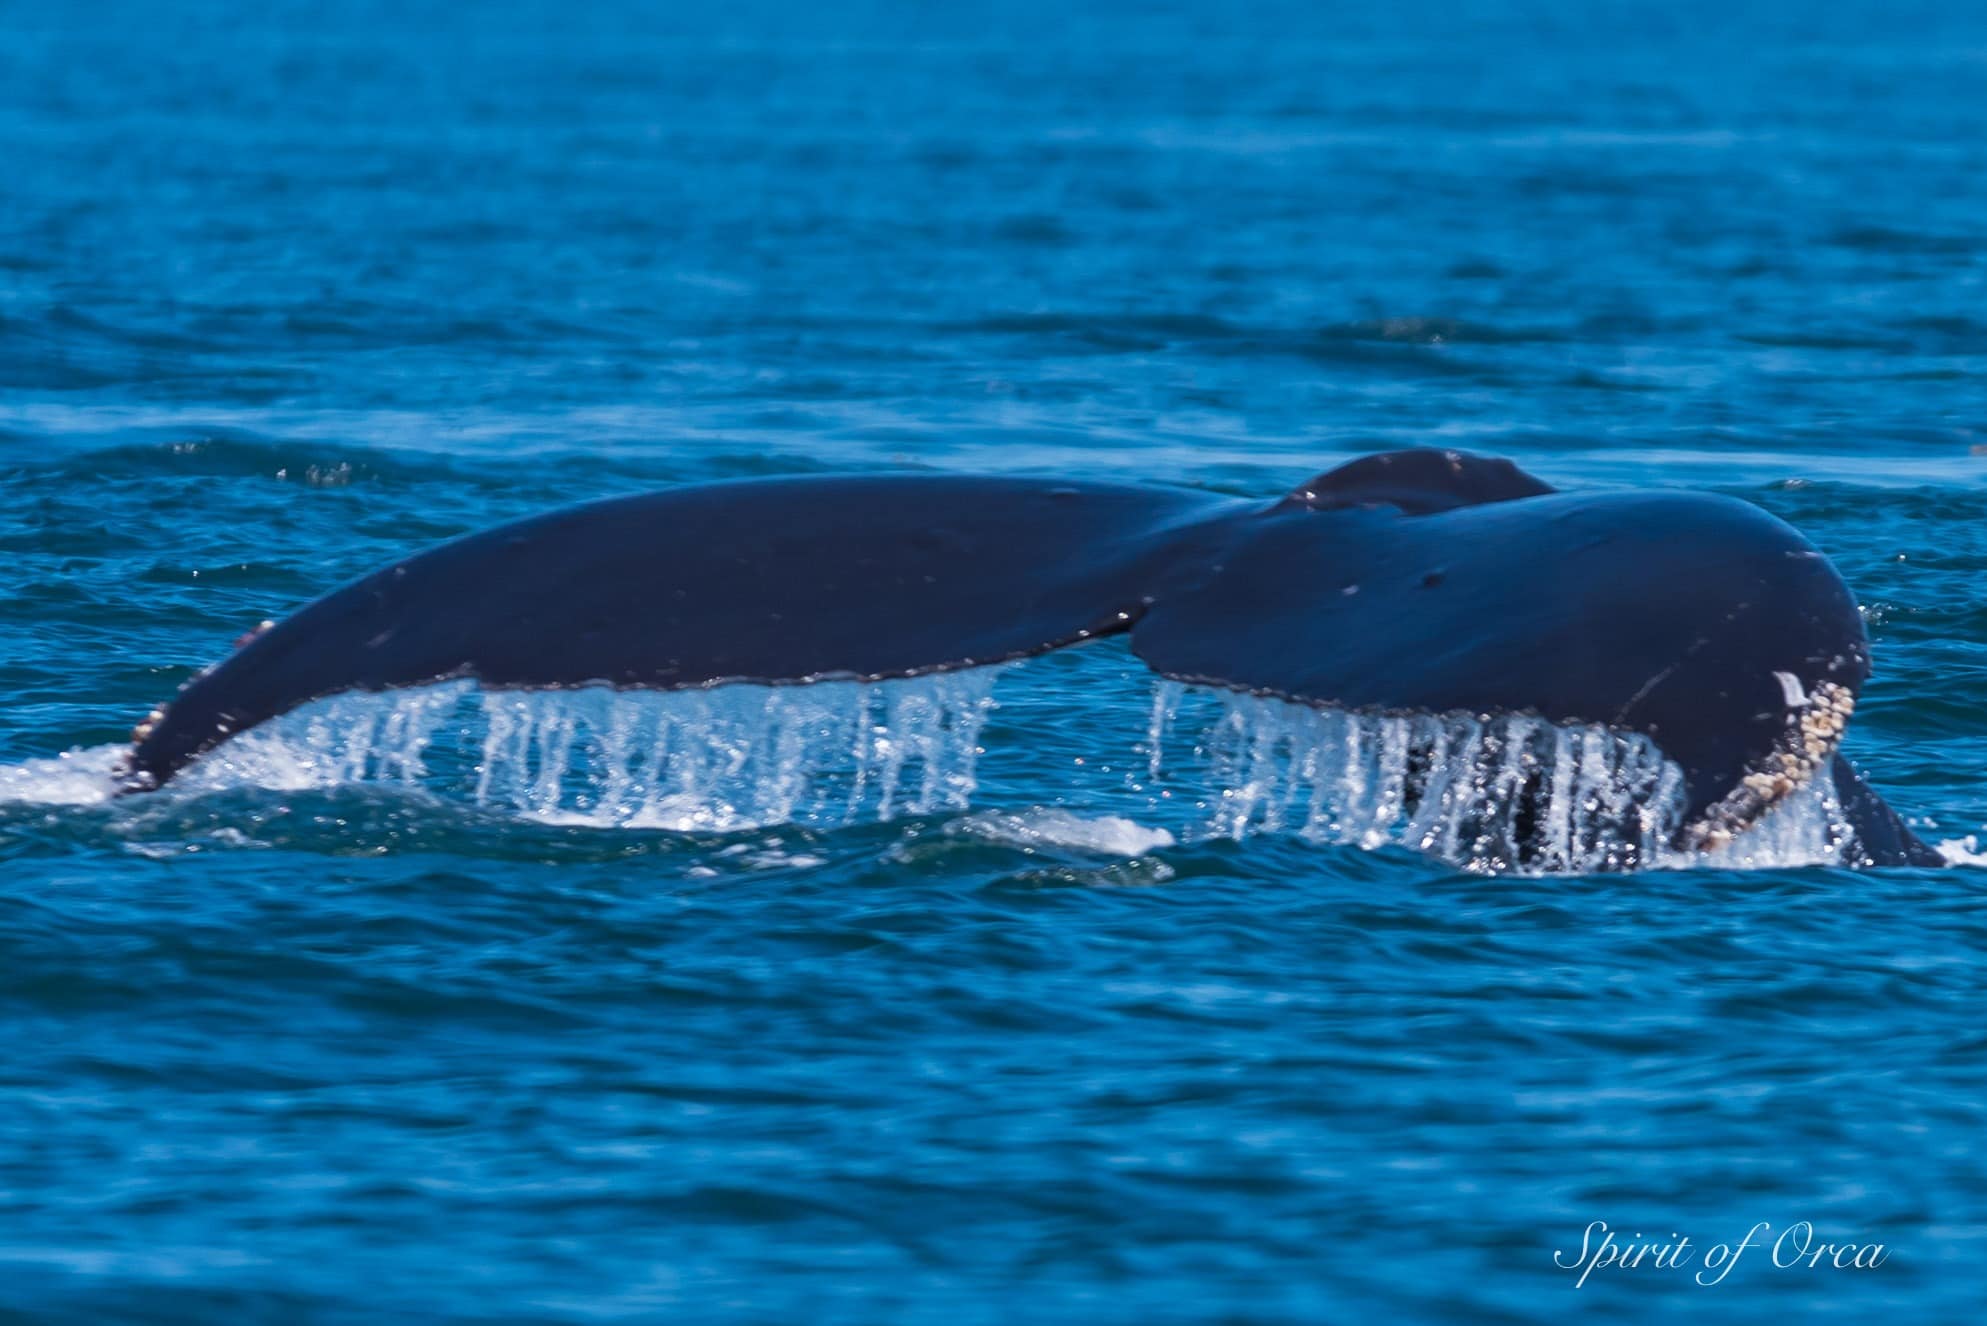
[120,450,1941,867]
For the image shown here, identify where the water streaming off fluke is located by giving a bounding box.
[4,664,1857,872]
[1151,683,1852,872]
[195,671,1004,832]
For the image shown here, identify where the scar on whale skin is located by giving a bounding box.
[117,448,1943,868]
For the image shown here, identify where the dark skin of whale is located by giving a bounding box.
[122,450,1942,867]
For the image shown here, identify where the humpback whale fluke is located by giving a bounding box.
[120,450,1942,868]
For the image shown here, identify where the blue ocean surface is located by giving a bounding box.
[4,0,1987,1319]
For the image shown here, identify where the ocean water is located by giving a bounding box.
[4,0,1987,1320]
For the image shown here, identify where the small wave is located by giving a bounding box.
[946,311,1558,356]
[1733,329,1910,352]
[945,310,1242,352]
[0,414,885,498]
[0,304,250,393]
[1829,225,1978,257]
[1,431,434,487]
[1312,317,1563,347]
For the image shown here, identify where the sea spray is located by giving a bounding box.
[1150,686,1849,873]
[428,673,1000,831]
[0,664,1855,871]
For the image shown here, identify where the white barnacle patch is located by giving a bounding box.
[1683,677,1855,850]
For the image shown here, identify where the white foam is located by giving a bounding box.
[1937,835,1987,867]
[0,744,127,805]
[957,809,1176,856]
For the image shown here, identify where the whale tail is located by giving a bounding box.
[122,473,1214,791]
[122,453,1941,867]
